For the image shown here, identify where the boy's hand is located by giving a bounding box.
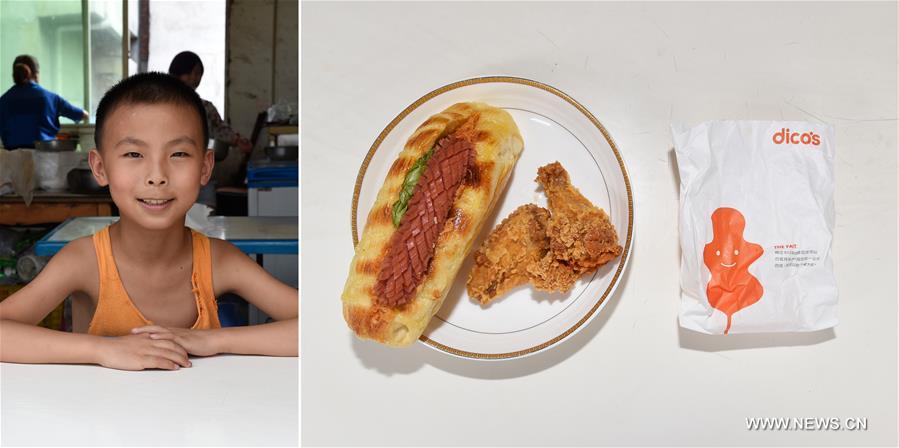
[130,326,219,357]
[97,333,192,371]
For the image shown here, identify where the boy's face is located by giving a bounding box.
[89,102,213,230]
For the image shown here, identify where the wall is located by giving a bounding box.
[226,0,298,137]
[144,0,226,114]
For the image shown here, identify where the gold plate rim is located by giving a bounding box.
[350,76,634,360]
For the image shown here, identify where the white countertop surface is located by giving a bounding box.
[1,356,298,446]
[301,2,897,446]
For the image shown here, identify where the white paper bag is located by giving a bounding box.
[672,121,838,334]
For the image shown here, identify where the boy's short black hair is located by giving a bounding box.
[94,72,209,150]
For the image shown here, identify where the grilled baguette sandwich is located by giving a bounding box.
[342,102,524,346]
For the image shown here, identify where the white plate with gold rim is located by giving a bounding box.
[352,77,634,360]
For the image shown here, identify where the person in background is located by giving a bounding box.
[168,51,251,157]
[0,55,89,149]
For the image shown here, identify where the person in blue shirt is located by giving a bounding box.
[0,55,89,149]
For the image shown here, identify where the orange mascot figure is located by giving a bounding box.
[703,207,764,334]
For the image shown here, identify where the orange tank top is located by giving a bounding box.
[88,226,221,337]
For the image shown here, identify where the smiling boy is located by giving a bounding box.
[0,72,297,370]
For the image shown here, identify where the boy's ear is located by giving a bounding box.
[200,149,215,186]
[88,149,109,187]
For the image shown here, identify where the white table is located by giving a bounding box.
[301,2,897,446]
[0,356,298,446]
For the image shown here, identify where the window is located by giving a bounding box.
[0,1,88,123]
[128,0,226,115]
[1,0,224,123]
[88,0,125,120]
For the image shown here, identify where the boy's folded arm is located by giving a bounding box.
[205,239,298,357]
[0,320,105,364]
[0,237,103,364]
[211,239,298,321]
[0,238,95,325]
[206,318,298,356]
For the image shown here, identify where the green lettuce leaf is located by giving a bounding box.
[391,145,436,227]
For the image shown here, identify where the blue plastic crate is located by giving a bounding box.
[247,160,298,188]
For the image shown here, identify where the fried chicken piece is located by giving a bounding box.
[537,162,623,274]
[527,254,582,293]
[466,162,623,304]
[467,205,551,304]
